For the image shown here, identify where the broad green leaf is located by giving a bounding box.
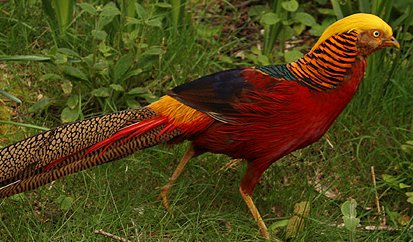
[382,174,400,188]
[61,106,79,123]
[402,141,413,154]
[399,183,411,189]
[220,55,233,64]
[126,16,142,25]
[129,29,140,39]
[137,43,148,49]
[110,84,125,92]
[282,0,299,12]
[257,55,270,66]
[127,87,147,95]
[282,25,295,41]
[66,94,79,109]
[147,17,163,28]
[141,93,158,103]
[126,99,141,108]
[124,68,143,80]
[98,42,113,57]
[405,192,413,197]
[62,66,88,81]
[248,5,267,18]
[293,23,306,35]
[245,54,259,65]
[407,196,413,205]
[93,60,109,71]
[113,53,134,81]
[341,199,360,232]
[284,49,303,63]
[309,24,324,36]
[100,2,121,17]
[309,19,334,36]
[28,98,51,113]
[260,12,280,26]
[79,2,96,15]
[61,80,73,94]
[99,2,121,28]
[56,195,74,210]
[343,216,360,232]
[92,30,107,41]
[341,199,357,217]
[53,53,68,64]
[91,87,111,97]
[294,12,316,26]
[196,25,222,39]
[251,46,262,55]
[318,8,335,15]
[143,46,162,56]
[57,48,80,58]
[155,2,172,8]
[135,2,147,19]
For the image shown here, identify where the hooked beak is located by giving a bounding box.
[382,36,400,49]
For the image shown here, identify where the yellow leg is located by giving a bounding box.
[160,146,195,210]
[239,187,270,239]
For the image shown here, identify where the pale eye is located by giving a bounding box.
[373,31,380,38]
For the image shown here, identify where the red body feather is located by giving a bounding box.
[188,60,367,193]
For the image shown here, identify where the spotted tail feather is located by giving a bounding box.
[0,107,181,198]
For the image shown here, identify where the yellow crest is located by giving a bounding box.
[311,13,393,52]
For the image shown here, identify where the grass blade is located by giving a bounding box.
[171,0,186,30]
[0,55,51,62]
[358,0,370,13]
[53,0,74,36]
[331,0,343,19]
[0,90,22,104]
[0,120,49,131]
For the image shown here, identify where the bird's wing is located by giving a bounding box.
[168,66,297,122]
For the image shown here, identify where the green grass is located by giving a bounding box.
[1,1,413,241]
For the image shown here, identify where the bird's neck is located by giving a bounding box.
[287,31,363,92]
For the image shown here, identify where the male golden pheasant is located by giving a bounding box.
[0,13,399,238]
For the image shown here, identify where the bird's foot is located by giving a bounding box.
[159,184,173,213]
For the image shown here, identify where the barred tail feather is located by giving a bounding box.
[0,107,181,198]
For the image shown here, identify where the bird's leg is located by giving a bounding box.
[240,162,272,239]
[239,187,270,239]
[160,145,195,210]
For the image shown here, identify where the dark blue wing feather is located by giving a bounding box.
[169,69,250,115]
[168,65,296,121]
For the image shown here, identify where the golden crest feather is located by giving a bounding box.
[311,13,393,52]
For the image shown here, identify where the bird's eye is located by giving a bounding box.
[373,31,380,38]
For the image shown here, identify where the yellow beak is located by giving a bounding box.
[383,36,400,49]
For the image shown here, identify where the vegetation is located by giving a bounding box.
[0,0,412,240]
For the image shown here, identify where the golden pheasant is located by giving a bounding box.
[0,13,399,238]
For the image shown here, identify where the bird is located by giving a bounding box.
[0,13,399,239]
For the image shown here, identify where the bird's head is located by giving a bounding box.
[311,13,400,56]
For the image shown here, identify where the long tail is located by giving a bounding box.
[0,107,182,198]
